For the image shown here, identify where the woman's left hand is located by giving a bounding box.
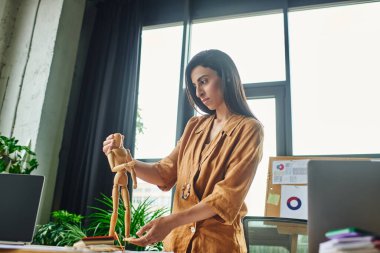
[125,216,173,247]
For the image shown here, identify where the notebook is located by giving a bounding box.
[307,160,380,253]
[0,173,44,244]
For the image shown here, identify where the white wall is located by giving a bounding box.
[0,0,86,224]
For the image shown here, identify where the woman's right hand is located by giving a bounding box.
[125,216,174,247]
[102,133,124,154]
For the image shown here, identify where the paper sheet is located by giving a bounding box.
[280,185,308,219]
[267,193,280,206]
[272,160,309,184]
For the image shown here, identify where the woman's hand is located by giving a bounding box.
[102,134,124,154]
[125,216,174,247]
[126,203,216,247]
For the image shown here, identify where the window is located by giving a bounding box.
[289,2,380,155]
[133,0,380,214]
[191,13,286,215]
[246,98,277,215]
[191,13,285,83]
[133,25,183,208]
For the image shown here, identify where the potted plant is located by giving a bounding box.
[0,135,38,174]
[87,194,169,251]
[32,210,86,246]
[32,195,169,251]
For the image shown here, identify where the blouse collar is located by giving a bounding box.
[195,114,245,137]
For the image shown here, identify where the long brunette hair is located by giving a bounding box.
[185,49,257,119]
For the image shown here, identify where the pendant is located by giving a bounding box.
[181,183,191,200]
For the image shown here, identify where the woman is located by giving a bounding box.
[103,49,264,253]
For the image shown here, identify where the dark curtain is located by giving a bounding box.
[53,0,142,217]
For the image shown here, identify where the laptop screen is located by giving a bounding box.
[307,160,380,253]
[0,174,44,244]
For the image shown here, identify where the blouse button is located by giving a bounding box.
[190,226,196,233]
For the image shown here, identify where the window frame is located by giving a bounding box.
[132,0,380,205]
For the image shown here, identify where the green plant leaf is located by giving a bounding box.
[0,135,39,174]
[32,196,168,250]
[32,211,87,246]
[87,194,169,251]
[52,210,84,225]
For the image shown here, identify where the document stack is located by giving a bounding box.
[319,228,380,253]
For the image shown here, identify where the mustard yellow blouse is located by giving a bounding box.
[154,114,264,253]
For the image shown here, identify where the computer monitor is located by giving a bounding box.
[307,160,380,253]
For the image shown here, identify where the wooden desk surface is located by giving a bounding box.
[0,244,85,253]
[0,244,170,253]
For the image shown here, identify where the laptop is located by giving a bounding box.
[0,173,44,244]
[307,160,380,253]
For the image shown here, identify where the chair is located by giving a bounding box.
[243,216,308,253]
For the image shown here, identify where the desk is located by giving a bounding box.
[0,244,171,253]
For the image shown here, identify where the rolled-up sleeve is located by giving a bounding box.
[155,116,199,191]
[154,140,181,191]
[201,122,264,225]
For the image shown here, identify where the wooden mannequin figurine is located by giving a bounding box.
[106,133,137,239]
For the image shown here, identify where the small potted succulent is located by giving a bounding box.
[0,134,39,174]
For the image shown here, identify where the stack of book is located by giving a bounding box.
[74,235,115,246]
[73,235,123,251]
[319,227,380,253]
